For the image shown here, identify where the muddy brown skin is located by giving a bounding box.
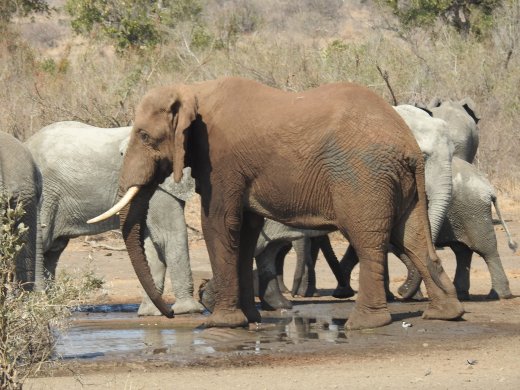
[118,77,463,330]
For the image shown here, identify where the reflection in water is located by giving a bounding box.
[56,306,348,360]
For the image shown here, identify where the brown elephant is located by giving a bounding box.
[89,77,463,330]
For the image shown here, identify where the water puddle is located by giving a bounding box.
[56,304,351,361]
[55,301,513,364]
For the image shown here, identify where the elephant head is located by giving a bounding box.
[88,84,198,317]
[394,105,454,243]
[417,98,480,163]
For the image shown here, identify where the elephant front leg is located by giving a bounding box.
[238,211,264,322]
[200,203,251,328]
[292,237,319,297]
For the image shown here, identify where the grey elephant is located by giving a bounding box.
[25,122,204,315]
[200,105,455,311]
[254,222,345,310]
[0,131,43,289]
[418,97,480,163]
[437,157,516,299]
[341,157,517,300]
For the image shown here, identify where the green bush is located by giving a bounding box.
[0,193,98,389]
[0,0,51,29]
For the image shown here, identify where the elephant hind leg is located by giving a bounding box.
[451,243,473,301]
[335,218,392,330]
[475,247,512,300]
[391,204,463,321]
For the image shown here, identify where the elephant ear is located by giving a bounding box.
[414,102,433,117]
[427,97,442,110]
[171,86,198,183]
[459,97,480,124]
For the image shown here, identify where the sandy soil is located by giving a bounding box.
[26,196,520,389]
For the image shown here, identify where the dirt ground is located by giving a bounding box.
[26,196,520,389]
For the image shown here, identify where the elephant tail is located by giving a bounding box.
[491,194,518,252]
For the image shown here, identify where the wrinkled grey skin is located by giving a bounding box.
[341,158,517,301]
[0,132,43,289]
[25,122,204,315]
[438,157,517,299]
[419,97,480,163]
[200,221,332,311]
[199,105,454,310]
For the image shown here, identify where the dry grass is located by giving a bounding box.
[0,0,519,193]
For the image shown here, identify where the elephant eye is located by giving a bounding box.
[139,131,151,144]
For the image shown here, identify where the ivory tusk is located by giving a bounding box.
[87,186,140,224]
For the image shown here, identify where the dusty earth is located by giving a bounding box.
[26,197,520,389]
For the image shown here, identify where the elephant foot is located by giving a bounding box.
[487,288,513,300]
[292,286,319,298]
[137,300,163,316]
[242,305,262,323]
[456,290,470,301]
[402,288,425,301]
[332,285,356,299]
[346,306,392,330]
[203,308,249,328]
[277,275,290,294]
[422,297,464,321]
[261,292,293,311]
[260,278,293,310]
[173,298,205,314]
[397,282,422,300]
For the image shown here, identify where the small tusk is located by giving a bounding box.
[87,186,140,224]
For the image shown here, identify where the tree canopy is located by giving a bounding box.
[382,0,502,35]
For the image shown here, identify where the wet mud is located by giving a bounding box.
[57,298,520,367]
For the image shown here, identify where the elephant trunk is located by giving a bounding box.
[119,185,174,318]
[398,160,453,298]
[426,161,453,242]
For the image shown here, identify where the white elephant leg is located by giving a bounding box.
[291,237,319,297]
[146,194,204,315]
[474,239,513,299]
[163,201,204,314]
[137,231,166,316]
[275,243,291,293]
[483,251,512,299]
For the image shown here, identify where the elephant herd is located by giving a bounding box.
[0,77,516,331]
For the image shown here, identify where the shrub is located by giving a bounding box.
[0,193,97,389]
